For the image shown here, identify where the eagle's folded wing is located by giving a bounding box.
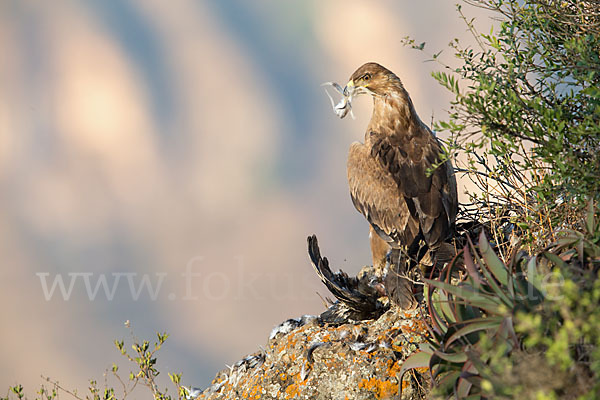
[370,131,457,249]
[347,141,420,247]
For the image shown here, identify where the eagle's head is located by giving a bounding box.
[323,62,403,119]
[346,62,402,98]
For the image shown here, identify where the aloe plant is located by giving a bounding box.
[400,230,544,397]
[400,200,600,398]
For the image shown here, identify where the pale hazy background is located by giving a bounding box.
[0,0,489,394]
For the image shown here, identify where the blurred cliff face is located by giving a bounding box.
[0,0,484,392]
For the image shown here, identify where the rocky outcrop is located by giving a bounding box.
[192,306,431,400]
[188,235,432,399]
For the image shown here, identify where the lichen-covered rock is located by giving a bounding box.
[193,307,430,400]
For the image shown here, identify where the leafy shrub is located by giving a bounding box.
[1,328,186,400]
[439,0,599,213]
[405,0,600,238]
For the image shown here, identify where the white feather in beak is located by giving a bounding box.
[321,81,356,120]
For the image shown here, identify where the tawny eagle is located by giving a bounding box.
[327,62,458,308]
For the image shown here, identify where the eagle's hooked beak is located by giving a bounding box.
[343,80,355,97]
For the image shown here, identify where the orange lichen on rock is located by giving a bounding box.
[359,376,399,399]
[415,366,429,374]
[358,358,403,399]
[401,378,412,392]
[284,382,301,398]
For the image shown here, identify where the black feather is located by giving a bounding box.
[307,235,388,323]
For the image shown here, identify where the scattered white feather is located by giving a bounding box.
[183,386,203,399]
[300,362,311,381]
[349,342,367,351]
[269,315,317,340]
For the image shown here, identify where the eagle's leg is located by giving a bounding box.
[369,226,390,277]
[384,247,418,310]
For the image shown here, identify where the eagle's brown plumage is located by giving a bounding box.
[342,62,458,308]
